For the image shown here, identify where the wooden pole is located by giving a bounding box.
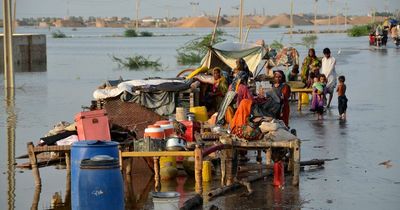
[244,26,251,43]
[210,7,221,46]
[3,0,15,89]
[313,0,318,34]
[194,145,203,194]
[289,0,294,38]
[31,186,41,210]
[153,157,160,191]
[27,142,41,186]
[239,0,244,42]
[292,140,300,186]
[12,0,16,34]
[135,0,140,31]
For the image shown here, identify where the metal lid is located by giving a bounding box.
[151,191,180,198]
[72,140,118,147]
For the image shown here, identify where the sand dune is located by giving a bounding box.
[266,13,312,26]
[224,16,262,28]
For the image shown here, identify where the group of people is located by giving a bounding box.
[196,46,348,139]
[369,18,400,47]
[301,47,348,120]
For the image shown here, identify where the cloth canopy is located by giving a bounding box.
[201,41,267,75]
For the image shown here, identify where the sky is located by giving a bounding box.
[3,0,400,19]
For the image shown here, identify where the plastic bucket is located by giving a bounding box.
[189,106,208,122]
[202,160,212,182]
[71,141,119,210]
[152,192,180,210]
[77,155,124,210]
[160,156,177,168]
[301,93,309,104]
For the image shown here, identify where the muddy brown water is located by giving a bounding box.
[1,26,400,209]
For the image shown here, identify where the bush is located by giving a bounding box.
[124,29,138,37]
[269,24,281,28]
[112,55,162,70]
[176,29,226,65]
[139,31,153,37]
[52,30,67,38]
[347,24,373,37]
[270,40,284,50]
[301,34,318,48]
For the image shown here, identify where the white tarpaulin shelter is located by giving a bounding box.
[201,41,267,75]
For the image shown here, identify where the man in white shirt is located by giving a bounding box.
[321,48,337,108]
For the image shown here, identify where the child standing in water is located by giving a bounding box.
[311,74,326,120]
[336,75,348,120]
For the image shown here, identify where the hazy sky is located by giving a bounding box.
[5,0,400,18]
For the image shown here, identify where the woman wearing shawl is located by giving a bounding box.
[301,48,321,84]
[273,70,291,127]
[209,67,228,112]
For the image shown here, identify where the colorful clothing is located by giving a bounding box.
[301,56,321,83]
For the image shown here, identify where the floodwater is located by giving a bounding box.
[1,25,400,209]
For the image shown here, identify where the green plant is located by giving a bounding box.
[269,24,281,28]
[270,39,284,50]
[112,55,162,70]
[139,31,153,37]
[301,34,318,49]
[347,24,373,37]
[52,30,67,38]
[124,29,138,37]
[176,29,226,65]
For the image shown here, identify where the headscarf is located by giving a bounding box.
[229,70,249,92]
[273,70,286,83]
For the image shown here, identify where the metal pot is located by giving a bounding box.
[165,137,187,151]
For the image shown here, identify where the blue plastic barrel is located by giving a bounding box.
[77,155,124,210]
[71,141,120,210]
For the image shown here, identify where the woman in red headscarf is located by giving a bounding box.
[273,70,291,127]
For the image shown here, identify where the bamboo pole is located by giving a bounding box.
[244,26,251,43]
[12,0,16,34]
[194,145,203,194]
[210,7,221,46]
[30,186,41,210]
[3,0,15,89]
[289,0,294,38]
[135,0,140,31]
[27,142,41,186]
[239,0,244,42]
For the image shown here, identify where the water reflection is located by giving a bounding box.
[5,87,16,210]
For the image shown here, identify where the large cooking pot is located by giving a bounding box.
[165,137,187,151]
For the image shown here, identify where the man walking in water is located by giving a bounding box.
[321,48,337,108]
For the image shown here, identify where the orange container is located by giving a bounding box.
[144,125,165,139]
[155,121,175,138]
[74,109,111,141]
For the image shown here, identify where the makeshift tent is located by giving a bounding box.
[201,41,267,75]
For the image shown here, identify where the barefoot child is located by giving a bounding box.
[337,75,348,120]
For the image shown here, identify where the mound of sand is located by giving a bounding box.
[252,15,273,25]
[176,16,228,28]
[266,13,312,26]
[224,16,262,28]
[349,16,386,25]
[314,16,348,25]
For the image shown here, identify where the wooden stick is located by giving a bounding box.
[207,172,270,200]
[27,142,41,186]
[210,7,221,46]
[244,26,251,43]
[153,157,161,192]
[194,145,203,194]
[180,194,203,210]
[292,140,300,186]
[237,164,270,173]
[31,186,41,210]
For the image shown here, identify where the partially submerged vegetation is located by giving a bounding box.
[52,30,67,38]
[269,24,281,28]
[112,55,162,70]
[124,29,138,37]
[176,29,226,65]
[347,24,374,37]
[301,34,318,49]
[124,29,154,37]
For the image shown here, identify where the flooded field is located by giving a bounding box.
[1,26,400,209]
